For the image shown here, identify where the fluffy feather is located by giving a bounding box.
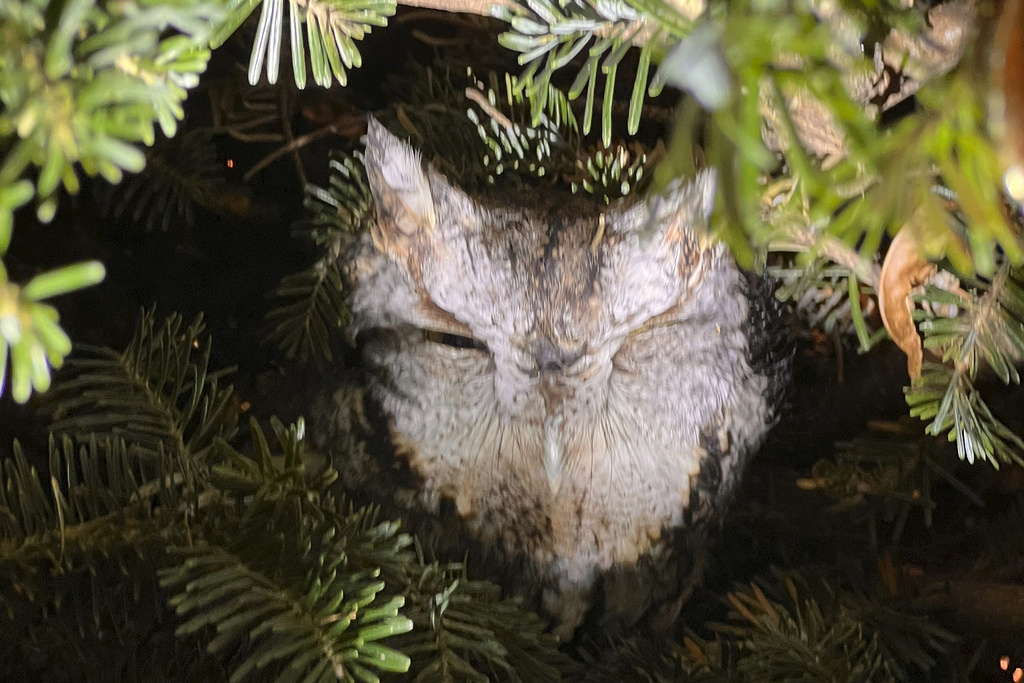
[313,118,788,637]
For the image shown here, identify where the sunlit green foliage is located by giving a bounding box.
[0,0,223,402]
[212,0,396,88]
[0,260,104,403]
[906,265,1024,467]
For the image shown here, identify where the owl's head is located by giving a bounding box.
[344,118,769,590]
[350,117,723,405]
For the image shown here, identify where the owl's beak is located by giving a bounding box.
[533,339,582,372]
[542,412,565,495]
[534,340,592,496]
[536,356,573,496]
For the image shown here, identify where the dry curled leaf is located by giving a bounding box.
[878,221,936,379]
[992,0,1024,204]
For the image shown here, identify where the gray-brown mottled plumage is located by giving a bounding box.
[311,119,788,638]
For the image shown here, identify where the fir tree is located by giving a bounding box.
[2,0,1024,680]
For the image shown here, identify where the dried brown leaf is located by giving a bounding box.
[878,219,936,379]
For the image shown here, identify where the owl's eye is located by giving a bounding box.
[422,329,488,352]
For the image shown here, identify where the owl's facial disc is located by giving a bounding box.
[412,297,602,495]
[354,117,743,509]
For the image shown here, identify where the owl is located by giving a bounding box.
[312,118,789,638]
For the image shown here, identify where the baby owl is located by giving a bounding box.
[313,119,788,637]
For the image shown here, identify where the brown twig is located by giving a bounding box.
[243,125,342,183]
[465,87,515,130]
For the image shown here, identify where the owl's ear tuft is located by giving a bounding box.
[612,169,717,247]
[363,117,436,246]
[690,168,717,223]
[651,169,716,245]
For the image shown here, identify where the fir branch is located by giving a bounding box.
[43,310,239,508]
[162,544,412,683]
[215,0,397,89]
[725,585,887,682]
[680,570,956,682]
[466,70,580,186]
[212,415,417,595]
[905,265,1024,467]
[1,313,239,634]
[493,0,673,146]
[768,195,882,351]
[396,0,515,12]
[267,151,372,362]
[379,67,499,188]
[0,435,188,677]
[797,422,986,542]
[95,128,230,232]
[210,416,324,496]
[566,140,657,202]
[458,68,656,200]
[704,0,892,264]
[164,416,416,682]
[394,562,568,683]
[0,0,223,224]
[577,635,687,683]
[771,252,882,351]
[908,363,1024,468]
[0,0,221,404]
[267,261,349,363]
[0,436,166,567]
[1,313,243,676]
[0,260,105,403]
